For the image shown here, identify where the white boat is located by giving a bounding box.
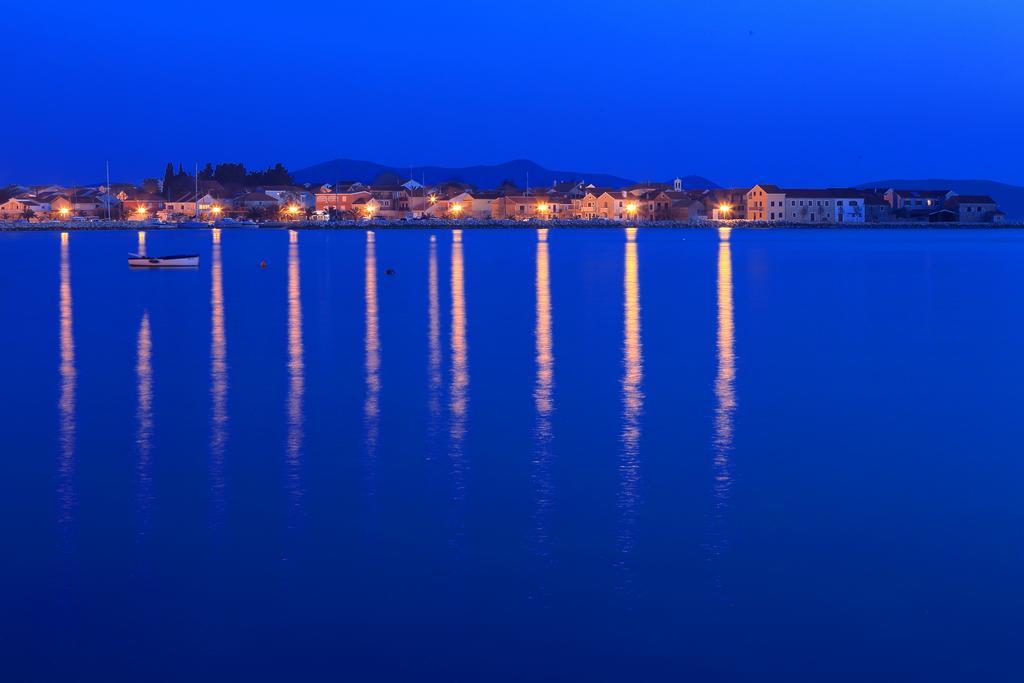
[214,217,257,228]
[128,253,200,268]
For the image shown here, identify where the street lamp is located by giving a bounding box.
[59,207,70,218]
[450,202,463,219]
[625,202,638,220]
[136,206,148,216]
[211,205,222,217]
[537,202,549,219]
[286,205,300,220]
[718,203,732,218]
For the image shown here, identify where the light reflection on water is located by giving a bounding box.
[286,231,305,518]
[618,227,644,560]
[364,231,381,495]
[57,232,76,535]
[532,228,555,553]
[427,234,442,438]
[449,230,469,499]
[209,230,228,527]
[714,228,736,504]
[710,226,737,563]
[21,227,1024,678]
[135,311,154,537]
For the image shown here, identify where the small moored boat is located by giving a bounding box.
[128,253,200,268]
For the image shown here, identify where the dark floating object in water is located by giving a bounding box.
[385,268,396,276]
[260,260,267,269]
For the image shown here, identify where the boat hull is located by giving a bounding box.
[128,254,200,268]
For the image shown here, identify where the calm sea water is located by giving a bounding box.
[2,227,1024,680]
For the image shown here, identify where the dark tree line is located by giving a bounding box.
[162,162,294,198]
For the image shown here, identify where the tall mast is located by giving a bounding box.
[194,161,199,219]
[105,161,111,220]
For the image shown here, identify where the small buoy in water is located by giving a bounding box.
[260,260,267,269]
[385,268,396,276]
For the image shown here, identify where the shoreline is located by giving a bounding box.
[1,219,1021,232]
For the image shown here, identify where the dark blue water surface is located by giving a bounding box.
[3,227,1024,681]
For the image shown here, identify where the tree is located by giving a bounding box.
[246,162,293,187]
[162,163,175,198]
[141,178,160,194]
[214,163,246,186]
[21,208,34,221]
[199,163,214,180]
[166,165,195,200]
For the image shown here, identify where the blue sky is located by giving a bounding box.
[3,0,1022,187]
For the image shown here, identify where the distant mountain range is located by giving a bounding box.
[293,158,719,191]
[856,179,1024,219]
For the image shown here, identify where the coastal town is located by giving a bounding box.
[0,164,1008,226]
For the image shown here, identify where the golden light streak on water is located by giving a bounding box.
[364,231,380,464]
[619,227,643,557]
[135,311,154,536]
[449,229,469,495]
[57,232,76,530]
[286,234,305,515]
[137,230,146,256]
[533,228,554,552]
[427,235,442,433]
[713,227,736,514]
[534,229,554,429]
[210,235,228,523]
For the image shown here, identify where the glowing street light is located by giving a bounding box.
[364,204,377,219]
[59,207,70,218]
[718,203,732,217]
[211,205,222,216]
[136,205,148,216]
[286,204,300,219]
[450,202,463,218]
[625,202,638,219]
[537,203,550,218]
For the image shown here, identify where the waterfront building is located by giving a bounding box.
[367,186,407,219]
[492,196,544,220]
[692,188,748,221]
[666,191,706,221]
[164,191,223,219]
[782,189,866,223]
[746,184,787,221]
[314,189,373,216]
[863,193,893,222]
[946,195,1001,223]
[119,191,165,220]
[0,196,50,219]
[448,191,501,220]
[572,189,614,220]
[884,188,954,211]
